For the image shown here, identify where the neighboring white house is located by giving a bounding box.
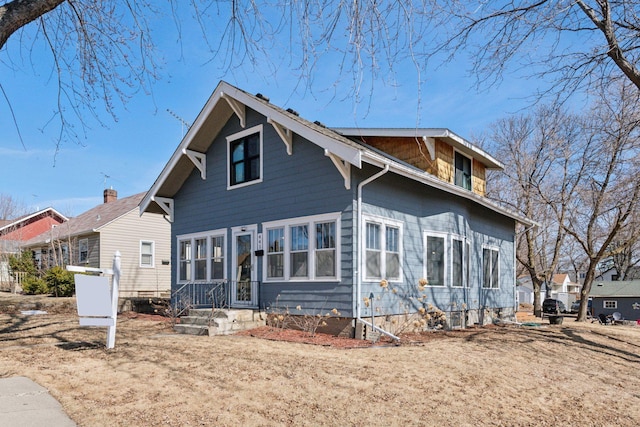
[22,190,171,299]
[517,274,581,307]
[516,277,534,306]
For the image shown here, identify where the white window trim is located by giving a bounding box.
[362,214,403,283]
[226,124,264,190]
[453,149,473,190]
[140,240,155,268]
[482,245,500,290]
[450,235,470,288]
[423,231,448,287]
[603,300,617,309]
[176,229,227,284]
[262,212,341,282]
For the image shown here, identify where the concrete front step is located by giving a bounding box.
[187,308,262,322]
[175,309,265,336]
[174,324,209,336]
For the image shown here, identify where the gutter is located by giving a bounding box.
[356,164,400,341]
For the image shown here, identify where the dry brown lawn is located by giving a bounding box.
[1,295,640,426]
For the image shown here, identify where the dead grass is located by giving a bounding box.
[1,296,640,426]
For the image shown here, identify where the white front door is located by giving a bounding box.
[231,226,257,307]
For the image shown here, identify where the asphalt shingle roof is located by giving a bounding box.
[23,193,144,246]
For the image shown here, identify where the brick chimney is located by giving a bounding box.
[103,188,117,204]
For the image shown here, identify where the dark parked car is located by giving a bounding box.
[543,298,566,314]
[542,298,566,324]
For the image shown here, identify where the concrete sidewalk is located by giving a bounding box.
[0,376,76,426]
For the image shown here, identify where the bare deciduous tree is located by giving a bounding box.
[487,105,580,316]
[487,82,640,321]
[0,193,26,221]
[430,1,640,97]
[0,1,433,148]
[565,83,640,320]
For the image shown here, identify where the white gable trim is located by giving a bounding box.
[325,150,351,190]
[422,136,436,160]
[220,84,362,168]
[221,92,245,128]
[267,117,293,155]
[140,81,362,215]
[152,197,174,223]
[182,149,206,180]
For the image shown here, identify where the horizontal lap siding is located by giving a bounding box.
[261,282,354,315]
[100,210,171,297]
[172,109,356,313]
[356,169,516,316]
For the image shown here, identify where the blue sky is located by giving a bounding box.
[0,5,535,217]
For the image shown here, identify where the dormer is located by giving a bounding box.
[332,128,503,197]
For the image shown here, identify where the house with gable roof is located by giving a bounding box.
[1,207,68,291]
[140,81,535,337]
[22,189,171,299]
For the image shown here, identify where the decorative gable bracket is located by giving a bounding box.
[153,196,174,223]
[324,149,351,190]
[221,92,246,128]
[182,149,206,180]
[422,136,436,161]
[267,117,293,155]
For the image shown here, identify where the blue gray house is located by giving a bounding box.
[140,81,534,338]
[589,281,640,322]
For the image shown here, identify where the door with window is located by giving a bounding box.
[232,226,257,307]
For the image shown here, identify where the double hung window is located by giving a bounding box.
[140,241,155,267]
[364,216,402,281]
[194,238,207,280]
[451,238,470,288]
[211,236,225,280]
[425,234,446,286]
[79,238,89,263]
[266,228,284,278]
[263,213,340,281]
[482,247,500,289]
[290,225,309,278]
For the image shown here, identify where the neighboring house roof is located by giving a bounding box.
[552,274,569,285]
[590,281,640,298]
[0,208,68,234]
[22,193,145,246]
[140,81,535,227]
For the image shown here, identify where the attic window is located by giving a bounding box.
[454,151,472,191]
[227,125,263,189]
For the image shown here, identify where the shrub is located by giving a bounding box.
[8,250,37,276]
[44,266,75,297]
[21,276,48,295]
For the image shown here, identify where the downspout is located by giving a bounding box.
[356,164,400,341]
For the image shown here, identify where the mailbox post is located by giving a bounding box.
[67,251,121,349]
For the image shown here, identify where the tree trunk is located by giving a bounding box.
[532,278,543,317]
[0,0,66,49]
[577,264,597,321]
